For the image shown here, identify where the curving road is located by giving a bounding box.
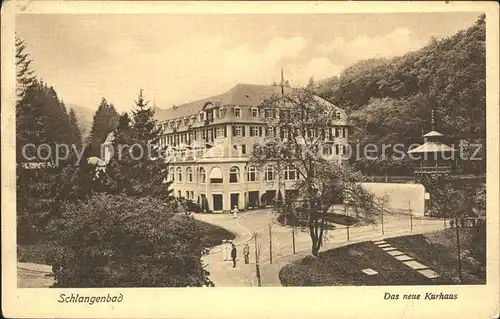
[194,209,447,287]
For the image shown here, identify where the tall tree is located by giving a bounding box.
[68,108,82,148]
[252,88,385,256]
[15,35,36,105]
[89,98,119,157]
[104,90,172,200]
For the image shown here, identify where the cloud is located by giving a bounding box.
[316,28,425,62]
[288,57,344,86]
[94,36,309,110]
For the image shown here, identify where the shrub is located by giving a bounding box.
[47,194,212,287]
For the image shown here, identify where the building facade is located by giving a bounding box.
[156,84,349,212]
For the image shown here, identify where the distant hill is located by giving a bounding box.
[67,104,94,142]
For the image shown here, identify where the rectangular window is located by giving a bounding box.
[251,126,259,137]
[335,127,340,138]
[323,144,332,156]
[266,127,274,137]
[252,108,258,118]
[216,127,224,138]
[265,109,272,118]
[241,145,246,155]
[234,108,241,117]
[199,113,204,121]
[234,126,242,137]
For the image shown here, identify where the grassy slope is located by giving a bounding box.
[280,228,485,286]
[385,228,485,284]
[197,220,236,249]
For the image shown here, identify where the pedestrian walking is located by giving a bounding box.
[231,243,237,268]
[243,242,250,264]
[222,240,228,261]
[232,205,239,219]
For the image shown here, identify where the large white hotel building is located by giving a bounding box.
[155,83,349,212]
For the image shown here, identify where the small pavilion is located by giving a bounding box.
[408,111,455,175]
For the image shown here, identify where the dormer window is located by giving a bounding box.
[176,119,181,128]
[265,108,272,118]
[336,111,342,120]
[218,107,225,118]
[251,108,258,118]
[169,121,174,129]
[199,113,204,122]
[207,110,214,122]
[234,107,241,118]
[191,116,196,124]
[184,117,189,126]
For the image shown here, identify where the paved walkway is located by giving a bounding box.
[17,210,446,288]
[197,209,446,287]
[373,240,441,279]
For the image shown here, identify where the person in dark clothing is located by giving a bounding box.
[231,244,237,268]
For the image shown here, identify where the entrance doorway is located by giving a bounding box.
[248,191,259,208]
[213,194,223,211]
[230,193,240,209]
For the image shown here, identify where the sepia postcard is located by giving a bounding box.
[2,1,499,318]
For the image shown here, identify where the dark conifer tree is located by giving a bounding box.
[88,98,119,157]
[104,90,172,200]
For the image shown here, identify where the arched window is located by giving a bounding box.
[284,165,297,181]
[209,167,223,184]
[186,167,193,183]
[264,165,275,181]
[336,111,342,120]
[169,167,175,181]
[229,166,240,183]
[198,167,206,184]
[176,167,183,182]
[247,165,258,182]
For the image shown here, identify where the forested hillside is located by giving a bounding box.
[316,14,486,175]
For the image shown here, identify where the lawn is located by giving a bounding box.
[280,227,485,286]
[197,220,236,249]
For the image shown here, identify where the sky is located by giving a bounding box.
[16,12,481,113]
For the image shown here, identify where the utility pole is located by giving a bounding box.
[268,222,273,264]
[443,208,447,228]
[455,218,463,283]
[253,232,262,287]
[408,201,413,231]
[381,201,385,235]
